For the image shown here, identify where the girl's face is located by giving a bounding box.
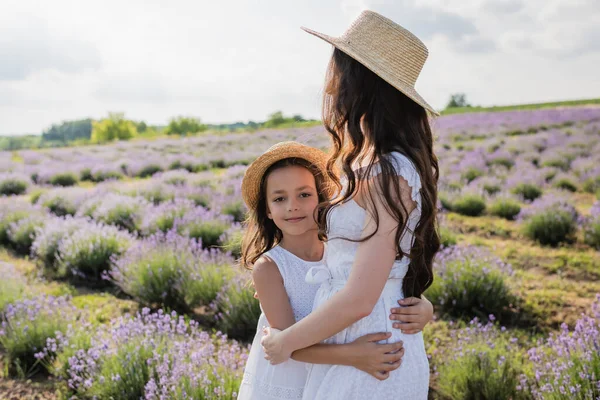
[265,165,320,237]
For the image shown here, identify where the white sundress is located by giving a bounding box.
[302,151,430,400]
[238,245,325,400]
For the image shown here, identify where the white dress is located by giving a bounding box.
[238,245,325,400]
[302,152,430,400]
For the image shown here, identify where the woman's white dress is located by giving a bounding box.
[302,152,430,400]
[238,245,324,400]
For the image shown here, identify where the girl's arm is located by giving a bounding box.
[254,256,405,379]
[262,176,416,364]
[251,256,296,330]
[291,333,404,381]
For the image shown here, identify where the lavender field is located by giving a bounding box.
[1,106,600,399]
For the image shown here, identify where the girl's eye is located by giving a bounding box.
[273,197,284,202]
[300,192,312,198]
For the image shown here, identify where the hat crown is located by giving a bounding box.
[339,10,428,87]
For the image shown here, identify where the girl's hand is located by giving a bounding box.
[347,332,404,381]
[261,327,292,364]
[389,296,434,334]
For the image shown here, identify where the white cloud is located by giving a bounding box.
[1,0,600,135]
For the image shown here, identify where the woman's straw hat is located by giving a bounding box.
[302,10,438,116]
[241,141,333,210]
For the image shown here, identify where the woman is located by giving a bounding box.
[261,10,441,399]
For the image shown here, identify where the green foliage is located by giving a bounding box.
[213,277,261,341]
[136,164,163,178]
[7,216,47,255]
[435,334,530,400]
[439,226,458,247]
[553,177,578,192]
[42,119,92,143]
[0,210,30,244]
[164,116,207,136]
[91,113,138,143]
[178,220,231,248]
[489,198,522,220]
[523,211,577,246]
[584,220,600,250]
[221,200,246,223]
[512,183,543,201]
[426,255,516,322]
[446,93,471,109]
[49,172,78,187]
[0,177,28,196]
[542,158,570,171]
[452,194,487,217]
[462,167,485,183]
[0,135,43,151]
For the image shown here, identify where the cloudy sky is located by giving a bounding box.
[1,0,599,135]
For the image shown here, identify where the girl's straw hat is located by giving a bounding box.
[241,141,333,210]
[302,10,438,116]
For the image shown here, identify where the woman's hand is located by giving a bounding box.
[389,296,434,334]
[347,332,404,381]
[261,327,292,364]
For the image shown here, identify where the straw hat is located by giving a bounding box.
[302,10,438,116]
[241,141,334,210]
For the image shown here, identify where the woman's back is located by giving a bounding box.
[302,152,429,400]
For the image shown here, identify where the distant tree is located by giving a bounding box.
[91,113,138,143]
[446,93,471,108]
[136,121,148,133]
[263,111,286,128]
[164,117,207,135]
[42,119,92,143]
[292,114,305,122]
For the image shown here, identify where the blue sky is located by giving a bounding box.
[1,0,599,135]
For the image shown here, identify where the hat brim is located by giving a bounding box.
[241,142,334,211]
[301,26,439,117]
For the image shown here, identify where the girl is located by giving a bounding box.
[238,141,434,399]
[261,11,441,400]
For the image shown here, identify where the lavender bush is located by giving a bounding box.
[489,196,522,220]
[31,215,87,271]
[0,172,30,196]
[211,274,261,341]
[110,231,235,313]
[173,206,235,249]
[60,308,248,399]
[0,262,26,312]
[524,294,600,399]
[55,221,134,282]
[583,201,600,249]
[7,213,49,255]
[0,295,79,376]
[78,193,150,233]
[518,192,579,246]
[425,245,518,323]
[432,318,530,400]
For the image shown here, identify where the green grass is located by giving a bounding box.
[442,98,600,115]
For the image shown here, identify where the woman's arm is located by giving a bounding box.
[262,177,415,364]
[253,268,406,379]
[390,296,434,334]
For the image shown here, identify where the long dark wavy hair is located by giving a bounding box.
[241,157,330,270]
[318,48,440,298]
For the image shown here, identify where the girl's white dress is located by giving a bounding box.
[302,152,430,400]
[238,245,324,400]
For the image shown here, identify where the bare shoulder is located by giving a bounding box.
[251,255,283,282]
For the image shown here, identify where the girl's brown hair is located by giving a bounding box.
[319,48,440,298]
[241,157,330,269]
